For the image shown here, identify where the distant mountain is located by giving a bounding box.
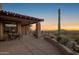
[53,29,68,32]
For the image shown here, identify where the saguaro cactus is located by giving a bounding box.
[57,8,61,41]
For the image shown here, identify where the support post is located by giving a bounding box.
[36,22,41,38]
[25,26,26,35]
[0,23,3,40]
[18,23,22,36]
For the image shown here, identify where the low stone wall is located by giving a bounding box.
[44,37,78,55]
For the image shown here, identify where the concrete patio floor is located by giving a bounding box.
[0,35,62,55]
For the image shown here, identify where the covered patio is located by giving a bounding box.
[0,10,44,40]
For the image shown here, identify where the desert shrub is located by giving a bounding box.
[66,35,79,45]
[71,35,79,39]
[57,35,70,45]
[67,35,79,42]
[56,35,79,53]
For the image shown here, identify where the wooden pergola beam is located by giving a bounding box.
[0,10,44,21]
[0,15,44,26]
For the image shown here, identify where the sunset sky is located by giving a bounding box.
[3,3,79,30]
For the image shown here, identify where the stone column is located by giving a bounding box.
[36,22,41,38]
[17,23,22,36]
[25,26,27,35]
[0,23,3,40]
[25,25,31,35]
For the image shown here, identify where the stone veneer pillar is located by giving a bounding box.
[0,23,4,40]
[18,23,22,36]
[36,22,41,38]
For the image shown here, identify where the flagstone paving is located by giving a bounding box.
[0,35,62,55]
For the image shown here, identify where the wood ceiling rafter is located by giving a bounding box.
[0,10,44,21]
